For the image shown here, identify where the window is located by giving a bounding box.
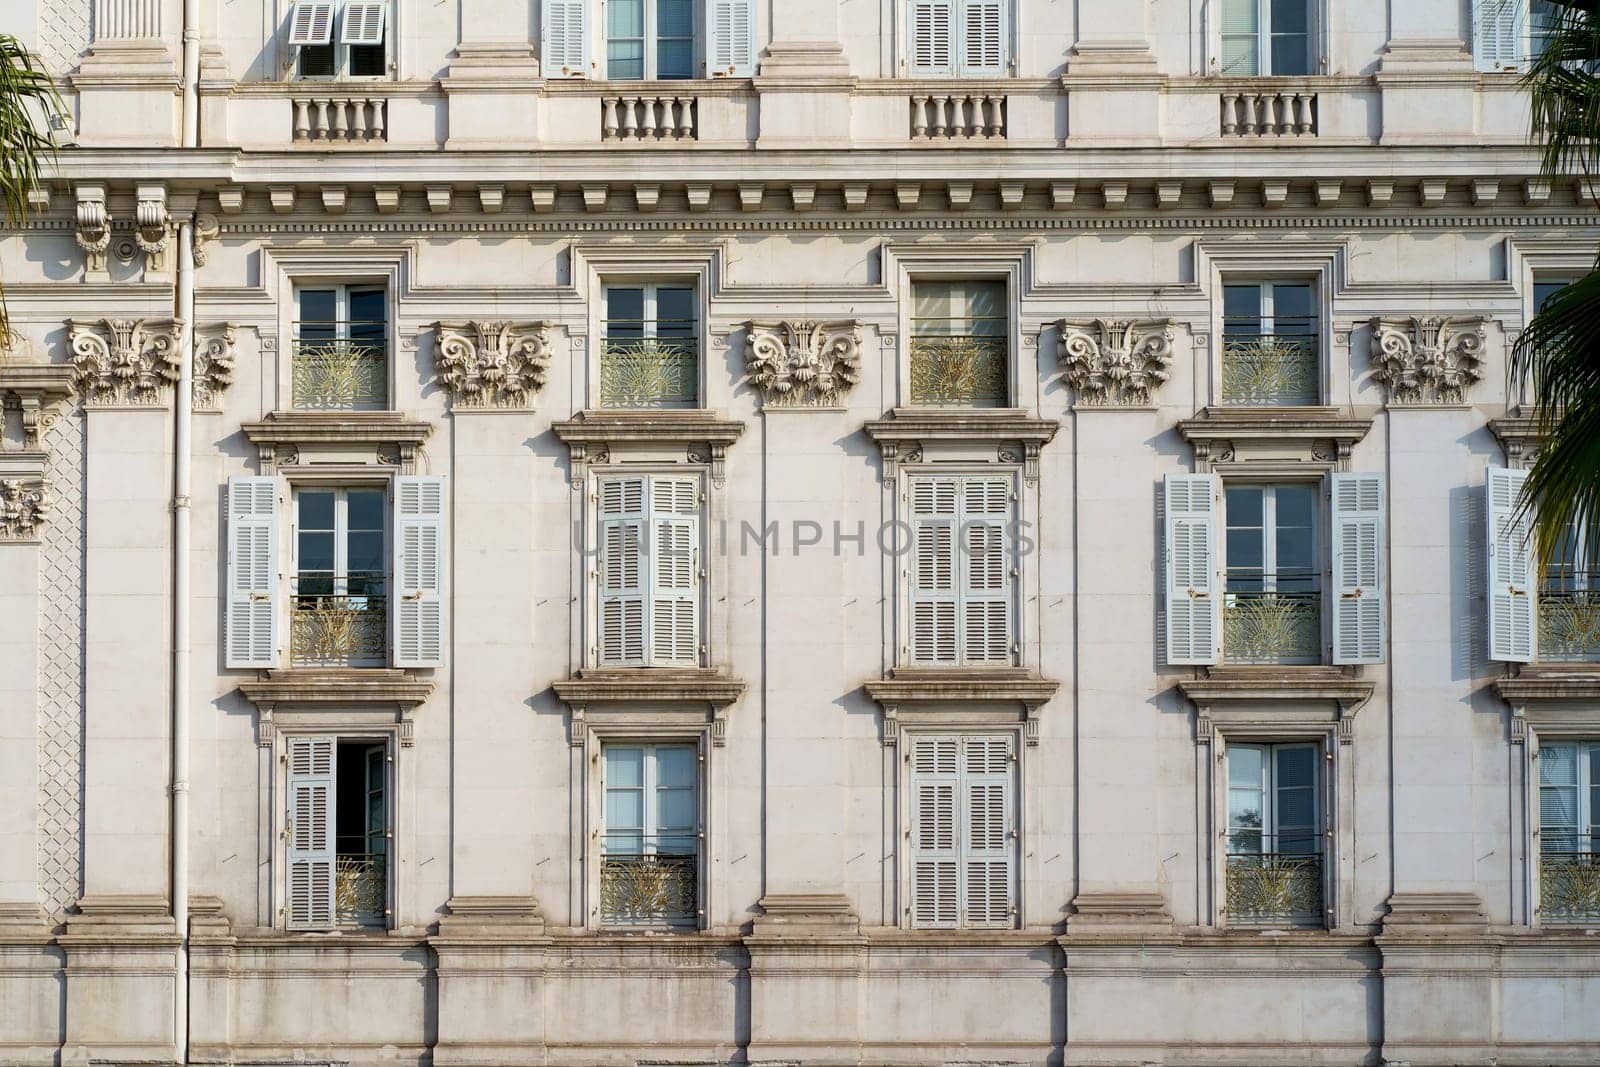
[600,283,699,408]
[907,0,1007,77]
[907,475,1015,667]
[1225,742,1323,926]
[1219,0,1314,76]
[1221,281,1318,405]
[293,285,388,410]
[909,279,1008,407]
[606,0,695,79]
[1223,485,1320,666]
[1488,467,1600,663]
[290,0,387,78]
[1535,276,1575,314]
[1538,742,1600,923]
[543,0,754,79]
[285,736,390,930]
[1475,0,1565,72]
[601,743,700,927]
[908,733,1017,929]
[596,474,702,667]
[293,487,387,668]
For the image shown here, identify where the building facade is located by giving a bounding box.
[0,0,1598,1063]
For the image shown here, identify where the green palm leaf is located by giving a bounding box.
[0,34,61,348]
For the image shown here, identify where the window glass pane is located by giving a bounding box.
[606,746,645,787]
[298,490,336,532]
[298,532,335,575]
[1531,0,1560,59]
[299,289,338,326]
[605,287,645,337]
[655,287,697,336]
[1270,0,1308,34]
[1534,279,1571,312]
[1542,743,1579,786]
[657,0,693,36]
[346,532,384,576]
[1270,32,1310,75]
[605,789,644,830]
[1271,283,1316,330]
[347,489,385,531]
[1226,486,1264,527]
[1275,745,1315,788]
[656,789,696,837]
[1223,284,1262,328]
[1228,744,1265,788]
[965,281,1007,336]
[608,0,644,36]
[607,41,644,79]
[349,289,387,330]
[911,281,956,331]
[1219,35,1259,75]
[1225,487,1265,587]
[1274,485,1317,580]
[1226,530,1265,577]
[654,745,697,789]
[1227,743,1265,854]
[299,43,335,77]
[657,38,693,77]
[348,43,385,75]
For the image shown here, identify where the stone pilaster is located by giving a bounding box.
[444,0,544,147]
[72,0,179,146]
[754,0,853,147]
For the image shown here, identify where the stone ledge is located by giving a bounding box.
[432,895,548,942]
[1181,667,1374,744]
[239,668,435,708]
[241,410,433,471]
[1495,663,1600,704]
[553,668,745,707]
[862,406,1059,447]
[1489,411,1542,461]
[746,894,862,942]
[1379,891,1489,940]
[1177,405,1373,466]
[551,408,745,448]
[864,668,1059,745]
[1064,891,1177,938]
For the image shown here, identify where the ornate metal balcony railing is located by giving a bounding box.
[292,329,389,410]
[1538,584,1600,663]
[290,575,387,667]
[599,337,699,407]
[1221,329,1319,406]
[600,834,698,927]
[908,334,1009,407]
[334,847,387,927]
[1226,850,1324,926]
[1540,851,1600,924]
[1223,586,1322,665]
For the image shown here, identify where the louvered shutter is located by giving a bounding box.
[1487,467,1535,662]
[910,736,959,928]
[1331,472,1385,665]
[649,477,701,667]
[1165,474,1220,665]
[909,0,955,75]
[286,737,336,930]
[1474,0,1524,72]
[288,0,336,45]
[599,478,647,666]
[226,476,280,669]
[341,0,387,45]
[961,477,1013,664]
[707,0,755,76]
[542,0,590,76]
[960,0,1005,74]
[393,476,446,668]
[961,734,1015,928]
[910,479,960,664]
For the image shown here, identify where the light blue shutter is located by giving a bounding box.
[910,735,959,928]
[649,477,701,667]
[910,479,960,664]
[340,1,387,45]
[960,477,1013,664]
[288,1,336,45]
[961,734,1016,927]
[960,0,1005,75]
[1165,474,1220,665]
[707,0,755,76]
[542,0,591,77]
[393,475,446,668]
[1487,467,1535,662]
[226,476,280,669]
[286,737,336,929]
[1331,473,1385,665]
[1474,0,1525,72]
[909,0,955,76]
[599,478,647,666]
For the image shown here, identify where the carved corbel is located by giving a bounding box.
[192,212,220,268]
[1054,318,1176,407]
[743,319,863,408]
[135,184,171,276]
[1194,705,1216,745]
[1370,316,1488,406]
[432,320,552,408]
[74,184,111,278]
[194,324,237,409]
[880,702,899,747]
[68,319,182,406]
[0,362,74,451]
[0,478,50,540]
[568,704,587,747]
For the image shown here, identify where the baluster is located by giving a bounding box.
[911,95,928,139]
[648,97,665,139]
[1274,92,1291,134]
[370,99,387,141]
[966,95,980,138]
[929,95,946,138]
[351,98,370,141]
[987,95,1004,137]
[621,96,638,140]
[1295,93,1315,134]
[311,99,329,139]
[293,99,311,141]
[679,97,697,139]
[1221,93,1239,135]
[1241,92,1259,136]
[661,96,678,139]
[332,98,350,140]
[602,97,620,139]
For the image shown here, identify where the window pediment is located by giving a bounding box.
[1177,406,1371,471]
[1497,665,1600,739]
[238,668,434,748]
[863,407,1057,484]
[552,667,746,747]
[552,409,745,486]
[241,410,432,473]
[1179,666,1374,744]
[864,667,1059,746]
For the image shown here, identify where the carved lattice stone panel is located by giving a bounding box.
[37,413,83,916]
[39,0,91,73]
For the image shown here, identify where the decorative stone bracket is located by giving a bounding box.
[432,320,552,408]
[135,183,171,277]
[0,361,74,451]
[743,319,862,408]
[1054,317,1175,407]
[68,318,182,406]
[74,184,111,278]
[1369,315,1488,406]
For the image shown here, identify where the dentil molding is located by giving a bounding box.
[0,478,49,540]
[743,319,862,408]
[68,318,181,406]
[432,320,552,408]
[1054,318,1175,407]
[1369,315,1487,406]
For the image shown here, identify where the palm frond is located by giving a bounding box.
[1522,1,1600,188]
[0,34,62,348]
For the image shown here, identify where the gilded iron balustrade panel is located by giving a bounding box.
[335,852,386,927]
[600,852,698,927]
[1226,852,1324,926]
[292,339,389,410]
[1223,590,1322,665]
[290,595,387,667]
[1540,852,1600,923]
[600,339,699,407]
[1221,334,1318,406]
[1539,591,1600,663]
[908,335,1008,407]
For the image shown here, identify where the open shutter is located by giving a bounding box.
[649,477,701,667]
[1488,467,1536,662]
[1331,472,1385,665]
[286,737,336,930]
[910,736,959,928]
[910,478,960,664]
[226,476,280,669]
[909,0,955,75]
[707,0,755,76]
[961,734,1015,928]
[288,0,336,45]
[960,477,1013,664]
[542,0,590,76]
[1474,0,1524,71]
[341,0,387,45]
[1165,474,1220,665]
[599,478,647,666]
[394,476,446,668]
[960,0,1005,74]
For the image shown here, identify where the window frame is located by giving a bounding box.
[1218,276,1323,407]
[1219,478,1328,666]
[902,469,1020,668]
[1212,0,1323,77]
[903,274,1016,409]
[594,277,706,410]
[289,280,393,412]
[289,0,391,80]
[598,741,703,929]
[290,484,392,669]
[1220,738,1328,928]
[603,0,701,80]
[900,0,1013,78]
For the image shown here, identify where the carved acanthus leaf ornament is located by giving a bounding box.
[744,319,862,407]
[68,319,182,406]
[433,321,552,408]
[1056,318,1176,406]
[194,324,237,408]
[1370,316,1487,405]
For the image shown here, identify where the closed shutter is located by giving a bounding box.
[961,734,1015,927]
[598,478,647,666]
[394,476,446,668]
[909,0,955,75]
[910,479,960,664]
[961,477,1013,664]
[1165,474,1220,665]
[288,0,336,45]
[1474,0,1524,71]
[1331,472,1385,665]
[960,0,1005,74]
[707,0,755,76]
[341,0,387,45]
[910,735,959,928]
[286,737,336,930]
[649,477,701,667]
[542,0,590,76]
[226,476,280,669]
[1487,467,1535,662]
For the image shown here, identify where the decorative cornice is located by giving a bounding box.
[743,319,862,408]
[864,668,1059,746]
[551,409,746,487]
[0,478,49,540]
[1489,412,1543,463]
[67,318,181,406]
[1370,315,1487,405]
[1176,406,1373,469]
[553,668,747,747]
[432,320,552,408]
[240,410,433,473]
[862,407,1058,486]
[1054,318,1175,407]
[1494,665,1600,706]
[0,361,75,450]
[1179,667,1375,745]
[194,324,236,409]
[239,669,436,748]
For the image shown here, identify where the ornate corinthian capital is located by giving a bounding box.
[432,321,552,408]
[0,479,49,540]
[1055,318,1175,407]
[1370,316,1487,406]
[744,320,862,408]
[194,324,238,409]
[68,319,182,406]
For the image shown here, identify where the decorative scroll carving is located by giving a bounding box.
[193,324,237,409]
[192,211,221,268]
[74,185,111,276]
[1370,316,1487,405]
[1055,318,1175,406]
[0,478,49,539]
[0,361,74,451]
[744,319,863,408]
[134,184,170,275]
[68,319,181,406]
[432,320,552,408]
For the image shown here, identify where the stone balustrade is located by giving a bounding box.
[602,94,700,142]
[292,95,390,143]
[1220,90,1318,137]
[910,93,1007,141]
